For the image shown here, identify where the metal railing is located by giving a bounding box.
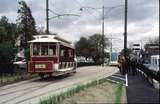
[136,63,160,82]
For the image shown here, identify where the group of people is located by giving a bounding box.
[117,55,137,75]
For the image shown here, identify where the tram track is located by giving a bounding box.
[0,75,70,98]
[0,81,56,104]
[0,72,75,93]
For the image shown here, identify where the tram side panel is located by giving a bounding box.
[28,57,57,73]
[28,52,76,74]
[59,45,76,71]
[28,60,53,73]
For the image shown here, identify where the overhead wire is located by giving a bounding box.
[74,0,100,20]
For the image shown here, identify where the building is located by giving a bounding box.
[143,44,159,64]
[132,44,141,52]
[131,43,142,61]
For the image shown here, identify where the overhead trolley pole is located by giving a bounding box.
[102,6,105,66]
[124,0,128,58]
[46,0,49,34]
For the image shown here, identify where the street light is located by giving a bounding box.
[80,5,124,66]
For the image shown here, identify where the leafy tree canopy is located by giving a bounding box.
[17,0,37,47]
[0,16,18,44]
[120,48,132,58]
[147,36,159,45]
[75,33,109,63]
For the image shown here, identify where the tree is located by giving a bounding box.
[144,36,159,51]
[0,16,18,44]
[37,26,46,34]
[17,1,37,48]
[75,33,109,64]
[0,43,17,74]
[120,48,132,57]
[75,37,91,59]
[147,36,159,44]
[88,34,109,63]
[0,16,19,74]
[0,26,7,43]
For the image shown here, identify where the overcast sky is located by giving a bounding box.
[0,0,159,51]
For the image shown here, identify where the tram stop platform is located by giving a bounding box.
[126,73,159,103]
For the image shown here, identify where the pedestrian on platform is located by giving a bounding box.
[118,55,122,72]
[126,57,131,74]
[121,56,126,75]
[131,58,137,76]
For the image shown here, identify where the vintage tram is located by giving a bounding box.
[28,35,77,78]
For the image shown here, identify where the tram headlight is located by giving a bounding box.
[35,64,46,69]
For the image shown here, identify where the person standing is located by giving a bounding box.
[131,58,137,76]
[126,57,131,74]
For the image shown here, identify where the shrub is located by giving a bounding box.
[0,43,17,74]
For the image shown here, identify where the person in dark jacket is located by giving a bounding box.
[118,55,128,75]
[131,58,137,76]
[126,57,131,74]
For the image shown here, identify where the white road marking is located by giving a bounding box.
[110,75,125,81]
[125,74,128,87]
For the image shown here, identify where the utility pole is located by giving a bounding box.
[158,1,160,38]
[102,5,105,66]
[46,0,49,34]
[124,0,128,58]
[110,34,112,53]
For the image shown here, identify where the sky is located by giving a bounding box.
[0,0,159,51]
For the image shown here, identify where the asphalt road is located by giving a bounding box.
[0,66,118,104]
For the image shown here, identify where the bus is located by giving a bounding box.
[28,35,77,78]
[150,55,159,72]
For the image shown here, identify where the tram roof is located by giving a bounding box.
[28,35,74,48]
[28,38,59,43]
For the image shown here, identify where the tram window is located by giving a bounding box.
[155,59,157,65]
[68,49,73,57]
[60,49,64,56]
[49,45,56,56]
[41,45,48,56]
[33,44,40,56]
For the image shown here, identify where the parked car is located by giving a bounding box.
[13,58,27,69]
[13,49,27,73]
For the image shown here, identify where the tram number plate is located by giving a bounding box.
[35,64,46,69]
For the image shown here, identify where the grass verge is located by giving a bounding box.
[40,78,123,104]
[0,73,37,87]
[114,83,123,103]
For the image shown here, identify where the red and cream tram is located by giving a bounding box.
[28,35,77,78]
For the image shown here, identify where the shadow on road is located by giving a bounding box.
[32,73,74,82]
